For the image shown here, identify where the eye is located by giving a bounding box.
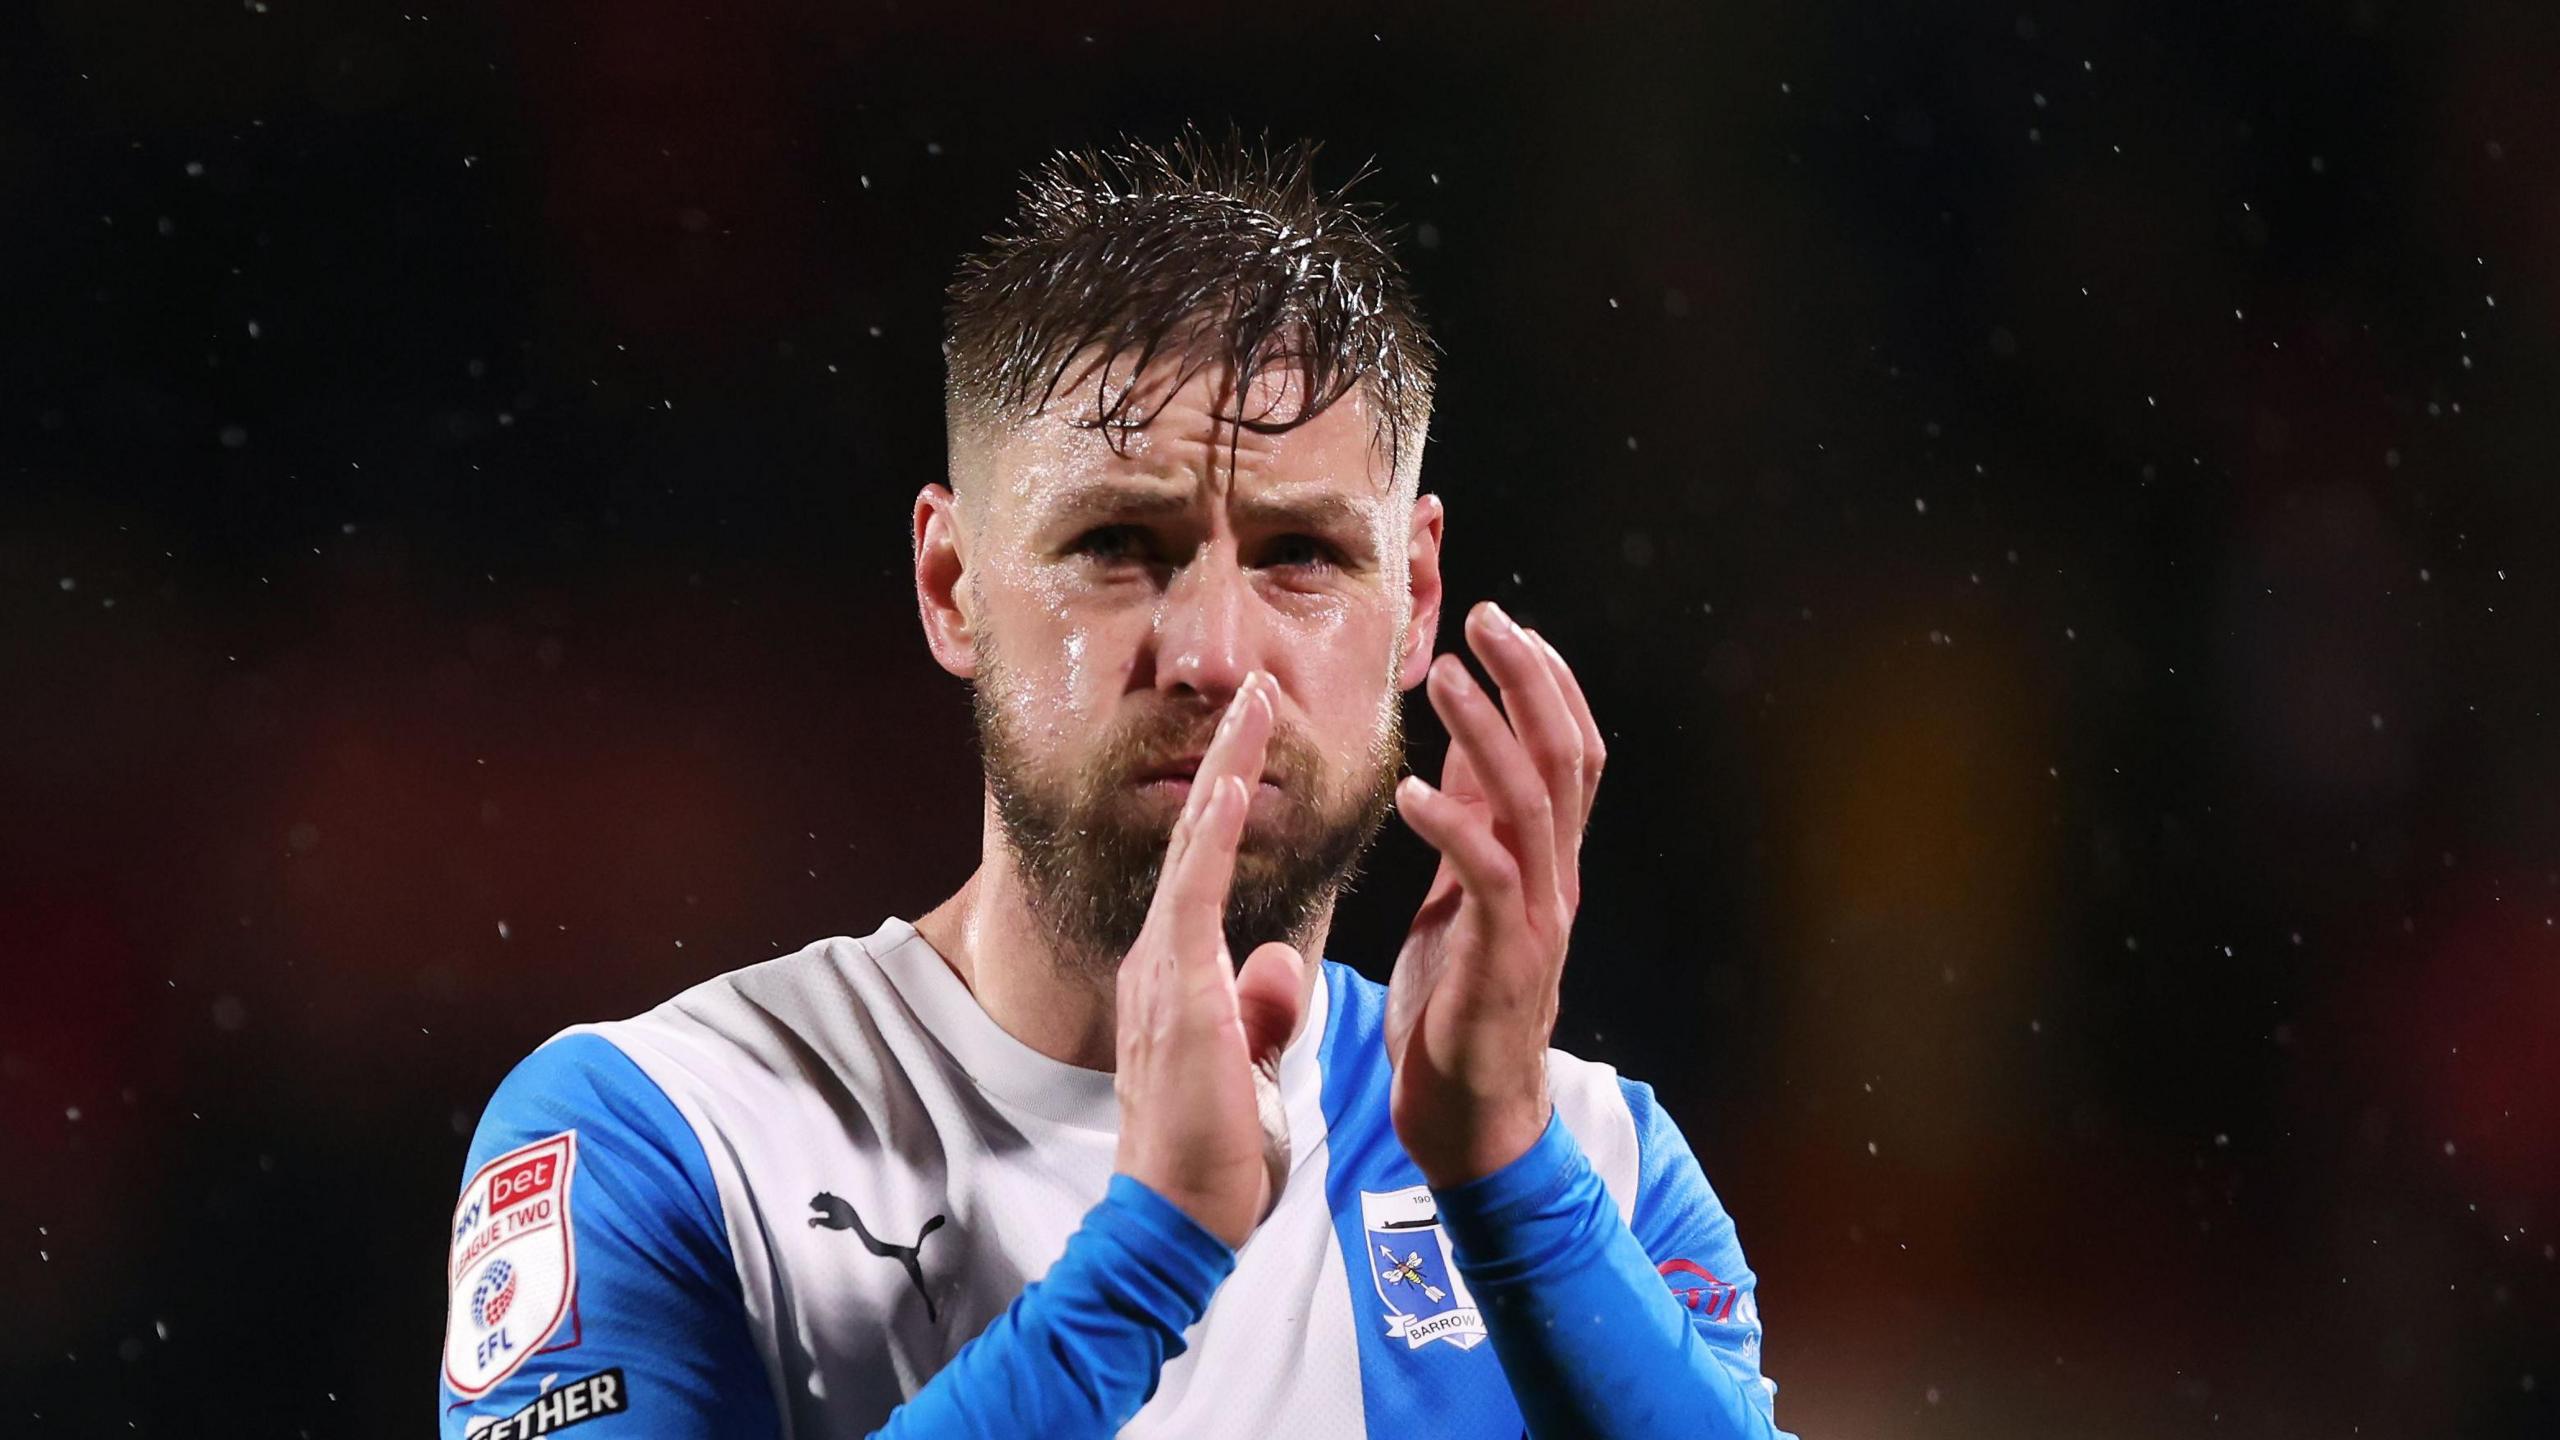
[1260,534,1340,572]
[1068,525,1147,564]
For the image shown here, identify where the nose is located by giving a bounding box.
[1151,540,1260,706]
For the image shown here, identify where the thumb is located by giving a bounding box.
[1236,941,1305,1227]
[1234,940,1308,1071]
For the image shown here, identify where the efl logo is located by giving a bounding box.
[472,1258,520,1329]
[1659,1258,1742,1321]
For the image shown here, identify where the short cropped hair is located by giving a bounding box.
[943,127,1437,488]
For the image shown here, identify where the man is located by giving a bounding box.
[438,131,1792,1439]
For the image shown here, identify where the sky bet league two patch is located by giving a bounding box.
[446,1132,580,1397]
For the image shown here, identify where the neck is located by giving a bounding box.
[912,789,1332,1071]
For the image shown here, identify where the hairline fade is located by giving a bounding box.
[942,127,1438,496]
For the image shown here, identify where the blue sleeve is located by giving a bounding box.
[438,1033,781,1440]
[1429,1085,1794,1439]
[868,1173,1235,1438]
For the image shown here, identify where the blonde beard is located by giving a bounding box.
[969,648,1405,983]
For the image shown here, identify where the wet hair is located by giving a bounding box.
[944,126,1437,486]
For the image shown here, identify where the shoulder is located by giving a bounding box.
[568,932,904,1115]
[462,1030,731,1266]
[614,933,875,1051]
[459,931,895,1256]
[446,1028,792,1435]
[445,1031,745,1405]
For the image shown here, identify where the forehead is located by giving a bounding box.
[972,350,1397,521]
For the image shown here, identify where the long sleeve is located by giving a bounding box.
[439,1034,783,1440]
[1431,1087,1793,1439]
[443,1034,1235,1440]
[868,1173,1236,1438]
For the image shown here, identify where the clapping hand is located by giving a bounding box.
[1385,602,1606,1188]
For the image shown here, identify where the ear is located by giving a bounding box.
[1395,492,1446,692]
[913,483,978,679]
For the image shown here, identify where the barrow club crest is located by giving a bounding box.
[446,1132,579,1397]
[1358,1184,1487,1351]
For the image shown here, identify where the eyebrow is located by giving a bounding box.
[1040,483,1377,537]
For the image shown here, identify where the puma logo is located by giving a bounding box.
[808,1192,947,1324]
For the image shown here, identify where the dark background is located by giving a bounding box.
[6,0,2556,1434]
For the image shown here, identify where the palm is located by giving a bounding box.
[1384,740,1491,1093]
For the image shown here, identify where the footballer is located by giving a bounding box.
[438,129,1793,1440]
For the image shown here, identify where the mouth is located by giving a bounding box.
[1131,758,1284,796]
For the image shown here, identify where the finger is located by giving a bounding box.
[1426,651,1559,919]
[1146,728,1224,956]
[1522,628,1602,902]
[1157,674,1258,882]
[1192,671,1274,810]
[1150,675,1274,942]
[1529,627,1607,806]
[1156,748,1211,893]
[1467,603,1587,871]
[1237,940,1302,1222]
[1152,775,1245,974]
[1436,710,1483,800]
[1234,940,1307,1069]
[1394,773,1524,912]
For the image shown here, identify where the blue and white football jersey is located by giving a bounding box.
[439,917,1790,1438]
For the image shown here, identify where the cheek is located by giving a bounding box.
[1051,624,1141,717]
[1277,605,1401,757]
[997,603,1143,723]
[1275,588,1398,672]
